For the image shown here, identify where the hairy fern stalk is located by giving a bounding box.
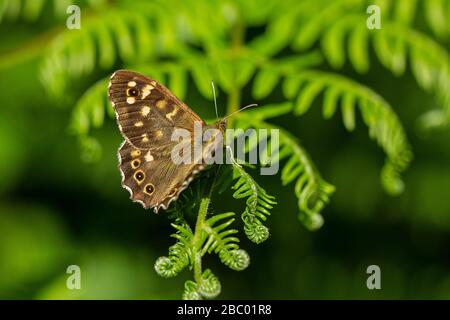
[4,0,449,298]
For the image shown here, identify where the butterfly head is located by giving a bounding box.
[215,118,227,132]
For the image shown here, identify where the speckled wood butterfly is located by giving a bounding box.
[108,70,226,213]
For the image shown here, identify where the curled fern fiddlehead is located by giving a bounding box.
[182,269,222,300]
[154,222,192,278]
[201,212,250,271]
[197,269,221,299]
[230,162,276,243]
[182,280,202,300]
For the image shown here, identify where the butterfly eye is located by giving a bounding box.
[131,159,141,169]
[134,170,145,183]
[144,183,155,195]
[127,87,139,97]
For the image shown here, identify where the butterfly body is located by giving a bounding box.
[109,70,224,212]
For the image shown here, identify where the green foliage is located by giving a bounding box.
[282,71,412,195]
[317,16,450,119]
[235,112,336,230]
[3,0,450,299]
[155,174,252,299]
[0,0,71,22]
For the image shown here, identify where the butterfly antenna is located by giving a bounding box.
[211,80,219,119]
[223,103,258,121]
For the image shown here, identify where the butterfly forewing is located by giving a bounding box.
[108,70,204,149]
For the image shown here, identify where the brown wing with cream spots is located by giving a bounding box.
[118,140,205,212]
[108,70,204,149]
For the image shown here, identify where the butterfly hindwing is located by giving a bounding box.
[108,70,204,149]
[118,131,205,212]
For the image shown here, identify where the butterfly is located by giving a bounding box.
[108,70,227,213]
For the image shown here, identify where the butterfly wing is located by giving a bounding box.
[118,140,205,212]
[108,69,204,149]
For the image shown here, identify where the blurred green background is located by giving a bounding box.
[1,0,450,299]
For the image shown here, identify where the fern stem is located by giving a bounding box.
[226,16,245,126]
[227,85,241,126]
[191,168,220,284]
[192,196,209,283]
